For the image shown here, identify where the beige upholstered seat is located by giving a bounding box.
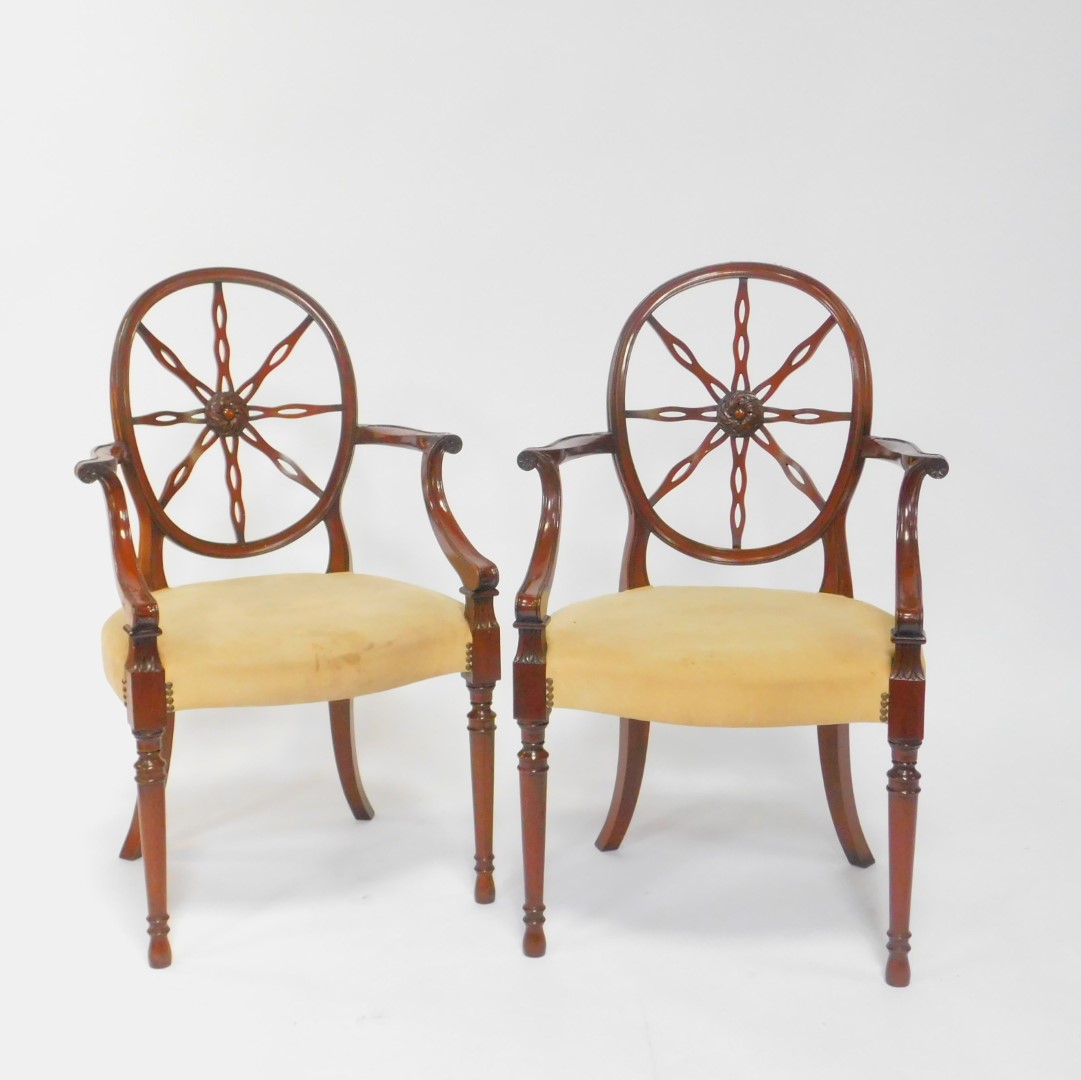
[102,572,471,712]
[546,586,894,728]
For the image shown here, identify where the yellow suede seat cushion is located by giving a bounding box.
[102,573,471,711]
[545,586,896,728]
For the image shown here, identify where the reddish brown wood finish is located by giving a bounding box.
[863,434,947,985]
[514,431,615,954]
[514,263,948,984]
[119,708,175,860]
[78,269,500,966]
[817,725,874,868]
[594,717,650,852]
[608,264,871,566]
[113,269,358,558]
[329,699,375,821]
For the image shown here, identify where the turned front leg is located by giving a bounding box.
[467,680,496,904]
[133,724,171,968]
[886,737,921,987]
[120,707,175,860]
[518,700,549,957]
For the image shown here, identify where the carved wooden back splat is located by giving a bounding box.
[111,268,358,574]
[608,263,872,579]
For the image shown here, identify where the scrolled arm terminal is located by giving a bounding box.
[862,436,949,640]
[515,432,615,624]
[354,424,497,594]
[75,442,158,625]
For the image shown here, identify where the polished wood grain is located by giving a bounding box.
[607,263,872,567]
[328,699,375,821]
[863,433,948,985]
[514,263,947,984]
[78,269,500,966]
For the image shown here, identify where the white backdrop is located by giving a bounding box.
[3,2,1078,1077]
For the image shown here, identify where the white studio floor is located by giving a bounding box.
[9,645,1075,1080]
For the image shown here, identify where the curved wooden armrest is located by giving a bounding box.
[354,424,498,594]
[862,436,949,479]
[75,442,159,627]
[862,435,950,639]
[515,432,615,623]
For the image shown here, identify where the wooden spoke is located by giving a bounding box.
[625,405,720,422]
[239,424,324,497]
[237,315,315,401]
[752,315,836,403]
[648,424,729,506]
[132,407,208,426]
[647,315,729,401]
[750,426,825,509]
[212,282,234,394]
[137,323,212,403]
[246,403,343,421]
[762,406,851,425]
[729,436,750,548]
[731,277,750,392]
[160,426,219,508]
[222,434,246,541]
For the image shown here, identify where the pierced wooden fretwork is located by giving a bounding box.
[239,424,324,497]
[625,405,719,422]
[131,283,345,542]
[246,403,342,420]
[626,278,846,547]
[752,315,836,402]
[648,425,729,506]
[731,277,751,392]
[211,282,234,394]
[729,437,749,548]
[236,315,314,401]
[223,434,246,542]
[136,323,212,403]
[132,407,208,426]
[750,425,825,509]
[159,426,219,508]
[762,406,850,425]
[646,314,729,401]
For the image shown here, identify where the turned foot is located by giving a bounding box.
[147,916,172,969]
[885,933,911,986]
[474,861,496,904]
[523,910,546,958]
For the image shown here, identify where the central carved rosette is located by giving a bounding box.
[717,390,764,436]
[206,391,249,435]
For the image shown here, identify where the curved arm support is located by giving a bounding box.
[355,424,499,594]
[75,442,159,627]
[862,436,949,640]
[515,432,615,624]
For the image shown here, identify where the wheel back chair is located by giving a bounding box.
[514,263,947,986]
[77,269,499,967]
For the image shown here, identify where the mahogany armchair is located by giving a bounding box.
[77,268,499,967]
[514,263,947,985]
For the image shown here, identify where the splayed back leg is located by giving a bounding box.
[817,724,874,867]
[595,717,651,852]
